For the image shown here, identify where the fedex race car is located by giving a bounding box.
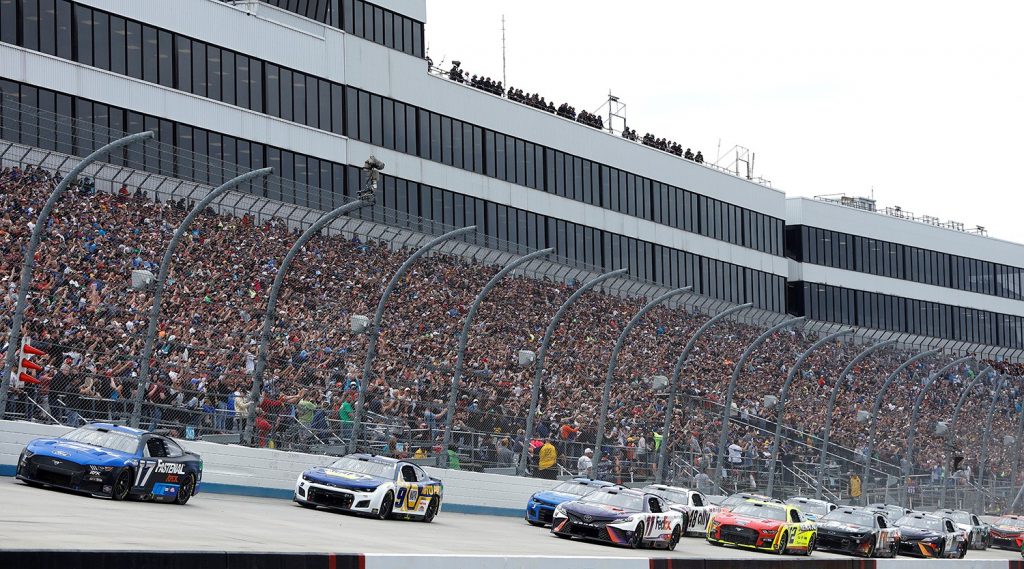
[642,484,719,536]
[16,423,202,504]
[988,515,1024,551]
[294,454,442,522]
[526,477,613,526]
[815,507,900,558]
[551,486,684,549]
[706,500,817,555]
[893,512,967,558]
[933,508,990,550]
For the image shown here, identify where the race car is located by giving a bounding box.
[294,454,442,522]
[526,478,614,526]
[718,492,782,511]
[866,503,912,522]
[784,497,836,521]
[706,500,817,555]
[16,422,201,504]
[642,484,719,536]
[815,507,900,557]
[933,508,990,550]
[893,512,967,558]
[551,486,684,550]
[988,515,1024,551]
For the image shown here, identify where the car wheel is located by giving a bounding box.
[777,531,789,555]
[174,473,195,505]
[630,522,645,549]
[421,497,438,523]
[377,491,394,520]
[864,539,876,558]
[804,533,815,556]
[667,526,681,551]
[958,541,967,559]
[111,470,132,501]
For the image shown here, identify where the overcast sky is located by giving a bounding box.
[425,1,1024,245]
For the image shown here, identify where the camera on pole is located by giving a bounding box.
[360,155,385,203]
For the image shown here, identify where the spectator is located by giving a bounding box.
[537,438,558,479]
[578,448,594,477]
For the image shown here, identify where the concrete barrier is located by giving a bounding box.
[0,420,556,515]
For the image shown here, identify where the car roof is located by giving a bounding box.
[597,486,648,498]
[738,500,792,514]
[570,477,614,486]
[346,453,403,466]
[644,484,693,493]
[84,422,147,436]
[904,513,943,521]
[786,497,831,505]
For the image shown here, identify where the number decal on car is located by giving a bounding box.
[135,460,156,487]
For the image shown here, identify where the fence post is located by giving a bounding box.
[348,226,476,454]
[940,365,995,508]
[241,198,373,445]
[592,287,692,475]
[130,168,273,428]
[518,268,628,476]
[440,248,554,465]
[1,131,154,417]
[975,374,1009,512]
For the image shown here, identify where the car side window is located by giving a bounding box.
[412,465,428,481]
[877,516,887,529]
[790,510,801,523]
[945,520,955,532]
[971,515,980,526]
[691,493,704,507]
[145,437,168,458]
[161,437,184,458]
[648,497,662,513]
[400,464,418,483]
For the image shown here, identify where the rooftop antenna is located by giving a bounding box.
[594,91,627,134]
[501,15,507,87]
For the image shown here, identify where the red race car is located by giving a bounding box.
[707,500,817,555]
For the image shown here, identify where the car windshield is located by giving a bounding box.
[60,426,139,453]
[994,517,1024,529]
[787,500,830,516]
[644,487,689,505]
[551,481,598,496]
[723,494,762,507]
[823,510,874,527]
[328,457,396,479]
[580,491,643,511]
[943,512,971,525]
[730,503,788,522]
[897,516,943,531]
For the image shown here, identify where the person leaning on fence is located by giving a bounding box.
[537,438,558,479]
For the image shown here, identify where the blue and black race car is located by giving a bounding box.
[16,423,202,504]
[526,477,614,526]
[294,454,444,522]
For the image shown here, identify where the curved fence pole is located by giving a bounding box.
[940,365,994,508]
[816,339,898,499]
[713,317,804,489]
[1,131,154,416]
[350,226,477,454]
[655,303,753,484]
[440,248,554,464]
[765,328,853,497]
[862,349,939,504]
[903,356,974,506]
[1010,399,1024,497]
[128,170,274,428]
[518,268,628,476]
[592,287,692,472]
[975,373,1009,512]
[239,197,372,444]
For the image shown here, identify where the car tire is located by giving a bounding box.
[667,526,681,551]
[421,497,438,523]
[630,522,645,549]
[804,533,815,556]
[174,473,195,505]
[777,531,789,555]
[377,491,394,520]
[111,470,132,501]
[958,541,967,559]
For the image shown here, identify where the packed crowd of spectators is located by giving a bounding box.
[1,164,1021,497]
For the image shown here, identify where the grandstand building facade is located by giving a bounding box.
[0,0,1022,358]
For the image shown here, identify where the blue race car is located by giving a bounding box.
[16,423,202,504]
[294,454,444,522]
[526,477,614,526]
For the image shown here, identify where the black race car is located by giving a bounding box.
[894,512,967,558]
[988,515,1024,551]
[816,507,900,558]
[16,423,202,504]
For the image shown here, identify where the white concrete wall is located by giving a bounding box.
[0,420,555,515]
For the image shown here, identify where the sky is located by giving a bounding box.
[425,0,1024,244]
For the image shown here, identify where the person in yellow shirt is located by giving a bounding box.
[537,439,558,479]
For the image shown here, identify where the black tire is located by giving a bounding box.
[422,497,438,523]
[777,531,789,555]
[890,539,899,558]
[377,491,394,520]
[630,521,645,549]
[667,526,681,551]
[864,538,876,558]
[111,470,131,501]
[174,473,195,505]
[804,533,815,556]
[957,540,967,559]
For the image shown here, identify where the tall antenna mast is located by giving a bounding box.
[501,15,507,86]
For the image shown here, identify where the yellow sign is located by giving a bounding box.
[849,474,862,498]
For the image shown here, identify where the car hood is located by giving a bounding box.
[818,520,871,534]
[898,527,943,540]
[561,501,636,521]
[991,525,1024,534]
[26,438,134,466]
[713,512,784,530]
[531,490,581,506]
[303,466,387,491]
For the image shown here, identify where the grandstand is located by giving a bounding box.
[0,0,1022,514]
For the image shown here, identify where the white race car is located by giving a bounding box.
[785,497,837,522]
[642,484,720,536]
[294,454,442,521]
[551,486,685,549]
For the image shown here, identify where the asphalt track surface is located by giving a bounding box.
[1,477,1021,562]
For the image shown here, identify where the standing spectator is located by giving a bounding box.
[577,448,594,477]
[537,438,558,479]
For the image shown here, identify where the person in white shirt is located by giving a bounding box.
[578,448,594,477]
